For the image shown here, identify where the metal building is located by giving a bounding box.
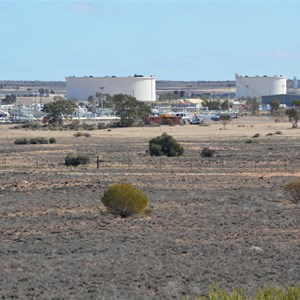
[66,75,156,102]
[235,74,287,99]
[262,94,300,110]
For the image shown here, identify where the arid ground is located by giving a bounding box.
[0,117,299,299]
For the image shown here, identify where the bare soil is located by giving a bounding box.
[0,117,299,299]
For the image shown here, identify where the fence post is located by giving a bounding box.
[97,155,100,169]
[284,159,287,170]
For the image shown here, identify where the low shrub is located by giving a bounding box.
[14,137,55,145]
[102,183,148,217]
[14,138,29,145]
[49,137,56,144]
[149,132,184,157]
[200,147,215,157]
[30,137,49,144]
[21,122,42,130]
[98,123,107,130]
[74,132,91,137]
[275,130,283,135]
[199,122,209,127]
[245,139,258,144]
[65,154,90,167]
[164,119,175,126]
[188,284,300,300]
[284,178,300,203]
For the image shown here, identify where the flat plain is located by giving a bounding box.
[0,117,299,299]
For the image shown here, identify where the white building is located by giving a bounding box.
[66,75,156,102]
[235,74,287,99]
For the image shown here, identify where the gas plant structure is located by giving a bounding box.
[66,75,156,102]
[235,74,287,99]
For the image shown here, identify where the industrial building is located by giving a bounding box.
[262,94,300,110]
[66,75,156,102]
[235,74,287,99]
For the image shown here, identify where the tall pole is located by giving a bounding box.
[99,86,105,116]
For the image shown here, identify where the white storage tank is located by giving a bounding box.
[66,75,156,102]
[235,74,287,99]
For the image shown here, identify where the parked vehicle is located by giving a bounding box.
[190,117,205,125]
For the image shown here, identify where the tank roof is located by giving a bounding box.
[235,74,286,79]
[66,75,155,79]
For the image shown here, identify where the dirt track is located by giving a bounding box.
[0,118,300,299]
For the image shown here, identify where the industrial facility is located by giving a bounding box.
[235,74,287,99]
[66,75,156,102]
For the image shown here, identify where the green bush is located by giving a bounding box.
[149,132,184,157]
[14,138,29,145]
[200,147,215,157]
[102,183,148,217]
[65,154,90,167]
[284,178,300,203]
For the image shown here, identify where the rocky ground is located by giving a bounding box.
[0,118,299,299]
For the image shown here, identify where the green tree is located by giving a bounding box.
[270,98,281,112]
[203,100,220,110]
[220,114,232,129]
[286,100,300,128]
[111,94,151,127]
[245,97,260,114]
[158,92,179,101]
[42,96,77,125]
[2,94,16,105]
[220,100,230,110]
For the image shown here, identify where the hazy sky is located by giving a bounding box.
[0,0,299,81]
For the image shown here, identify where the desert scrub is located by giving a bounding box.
[65,153,90,167]
[164,119,176,126]
[49,137,56,144]
[29,137,49,144]
[14,137,56,145]
[102,183,148,217]
[245,139,258,144]
[149,132,184,157]
[74,131,91,137]
[284,178,300,203]
[200,147,215,157]
[21,122,42,130]
[14,138,29,144]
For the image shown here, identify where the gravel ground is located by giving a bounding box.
[0,119,299,299]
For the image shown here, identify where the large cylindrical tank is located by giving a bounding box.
[66,76,156,102]
[235,75,287,99]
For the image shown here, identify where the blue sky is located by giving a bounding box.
[0,0,299,81]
